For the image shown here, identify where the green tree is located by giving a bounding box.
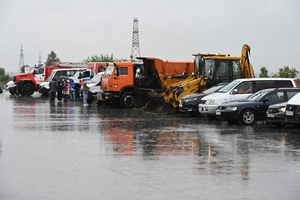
[259,66,269,77]
[0,67,12,85]
[272,65,299,78]
[45,51,60,66]
[83,54,114,63]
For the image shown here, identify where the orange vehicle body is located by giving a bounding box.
[100,57,194,108]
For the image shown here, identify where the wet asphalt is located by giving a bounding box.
[0,91,300,200]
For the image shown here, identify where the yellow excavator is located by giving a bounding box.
[162,44,255,108]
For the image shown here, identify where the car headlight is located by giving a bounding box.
[205,99,215,105]
[225,106,237,111]
[185,97,197,102]
[278,106,286,112]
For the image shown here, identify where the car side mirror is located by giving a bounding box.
[232,89,238,94]
[263,98,269,103]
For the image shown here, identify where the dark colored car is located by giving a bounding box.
[215,88,300,125]
[285,92,300,127]
[266,102,288,127]
[178,83,227,115]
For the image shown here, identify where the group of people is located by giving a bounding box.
[49,77,76,102]
[49,77,90,106]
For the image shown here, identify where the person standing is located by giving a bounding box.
[49,78,58,102]
[81,83,90,106]
[63,80,70,102]
[69,79,76,101]
[57,78,64,101]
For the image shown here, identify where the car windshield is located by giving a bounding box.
[217,80,241,93]
[203,84,227,94]
[245,90,267,102]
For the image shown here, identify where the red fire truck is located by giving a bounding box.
[6,62,87,96]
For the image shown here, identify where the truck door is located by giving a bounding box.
[111,64,134,92]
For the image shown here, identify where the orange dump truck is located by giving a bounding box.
[100,57,194,108]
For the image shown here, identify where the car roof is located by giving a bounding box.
[234,77,296,81]
[258,87,300,92]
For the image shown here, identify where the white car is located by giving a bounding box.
[198,78,298,118]
[285,92,300,126]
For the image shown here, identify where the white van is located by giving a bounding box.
[198,78,298,117]
[38,68,86,95]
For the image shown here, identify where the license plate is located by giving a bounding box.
[267,113,275,118]
[216,111,221,116]
[286,111,294,116]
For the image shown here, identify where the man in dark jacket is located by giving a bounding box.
[49,78,58,102]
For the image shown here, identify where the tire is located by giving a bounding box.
[9,87,17,95]
[240,109,256,125]
[119,92,135,108]
[21,83,35,96]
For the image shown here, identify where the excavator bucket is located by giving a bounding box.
[133,90,177,114]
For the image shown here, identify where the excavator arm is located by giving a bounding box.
[240,44,255,78]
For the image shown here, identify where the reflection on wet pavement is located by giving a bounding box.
[1,92,300,200]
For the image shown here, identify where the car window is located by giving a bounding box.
[235,82,252,94]
[253,81,275,92]
[275,80,293,87]
[265,91,284,102]
[287,91,299,100]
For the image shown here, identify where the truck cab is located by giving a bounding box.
[101,62,143,108]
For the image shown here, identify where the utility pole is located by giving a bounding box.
[131,18,140,61]
[19,44,25,73]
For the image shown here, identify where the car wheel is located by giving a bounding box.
[240,109,256,125]
[119,92,135,108]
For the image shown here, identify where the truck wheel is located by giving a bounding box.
[240,109,256,125]
[21,83,35,96]
[120,92,135,108]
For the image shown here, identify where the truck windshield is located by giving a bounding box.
[203,59,215,76]
[194,55,201,74]
[104,65,114,76]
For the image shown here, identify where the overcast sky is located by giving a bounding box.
[0,0,299,75]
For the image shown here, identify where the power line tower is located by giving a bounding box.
[131,18,140,61]
[38,51,43,66]
[19,44,25,72]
